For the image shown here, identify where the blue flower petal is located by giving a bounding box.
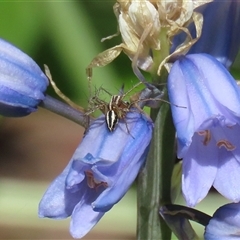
[38,160,83,219]
[93,145,150,212]
[168,53,240,156]
[171,0,240,68]
[182,132,218,207]
[213,125,240,202]
[214,155,240,203]
[0,38,48,116]
[0,86,40,116]
[70,188,105,238]
[204,203,240,239]
[185,54,240,115]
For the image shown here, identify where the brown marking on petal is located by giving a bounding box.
[198,130,211,146]
[233,231,240,236]
[233,230,240,235]
[85,170,108,190]
[217,140,236,151]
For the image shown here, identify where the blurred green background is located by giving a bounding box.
[0,1,139,107]
[0,1,239,239]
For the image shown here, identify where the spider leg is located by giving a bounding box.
[44,64,85,113]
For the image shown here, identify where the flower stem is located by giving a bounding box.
[161,204,211,227]
[40,94,89,127]
[137,102,176,239]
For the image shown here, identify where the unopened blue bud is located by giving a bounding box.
[0,38,48,117]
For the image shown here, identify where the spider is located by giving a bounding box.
[44,64,138,131]
[45,65,183,133]
[85,82,146,132]
[87,66,187,132]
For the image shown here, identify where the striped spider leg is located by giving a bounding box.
[83,89,109,132]
[128,85,186,114]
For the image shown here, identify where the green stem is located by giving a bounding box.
[137,103,176,239]
[40,94,89,127]
[161,204,211,227]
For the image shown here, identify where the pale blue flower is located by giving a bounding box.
[168,53,240,206]
[39,111,153,238]
[171,0,240,68]
[204,202,240,240]
[0,38,48,117]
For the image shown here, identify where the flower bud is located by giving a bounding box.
[0,38,48,117]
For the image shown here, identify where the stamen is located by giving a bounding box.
[217,140,236,151]
[198,130,211,146]
[85,171,108,190]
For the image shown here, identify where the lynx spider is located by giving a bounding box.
[45,65,183,133]
[85,68,184,132]
[85,80,146,132]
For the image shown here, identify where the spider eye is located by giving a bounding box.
[106,110,118,131]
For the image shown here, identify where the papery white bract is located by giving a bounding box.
[87,0,211,74]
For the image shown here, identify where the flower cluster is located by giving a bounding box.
[1,0,240,239]
[92,0,240,238]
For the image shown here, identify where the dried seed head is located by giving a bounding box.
[87,0,212,77]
